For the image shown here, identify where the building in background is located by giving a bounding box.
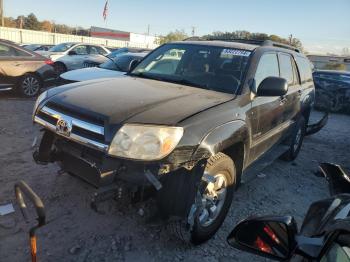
[308,55,350,71]
[90,26,158,47]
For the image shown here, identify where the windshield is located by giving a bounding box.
[99,54,141,72]
[131,43,251,94]
[49,43,76,52]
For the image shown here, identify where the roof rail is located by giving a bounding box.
[183,37,300,53]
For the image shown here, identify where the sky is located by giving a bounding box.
[3,0,350,55]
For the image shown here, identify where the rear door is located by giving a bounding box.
[250,52,286,160]
[278,53,301,124]
[66,45,89,70]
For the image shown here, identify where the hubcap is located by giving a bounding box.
[293,128,302,152]
[198,173,228,227]
[22,76,40,96]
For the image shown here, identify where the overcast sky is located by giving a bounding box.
[4,0,350,55]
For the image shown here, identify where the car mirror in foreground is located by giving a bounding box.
[227,216,297,261]
[257,77,288,97]
[128,59,140,72]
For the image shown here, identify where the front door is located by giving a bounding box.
[250,52,286,161]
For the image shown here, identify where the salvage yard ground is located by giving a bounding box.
[0,93,349,262]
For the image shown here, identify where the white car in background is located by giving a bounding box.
[37,42,110,75]
[58,52,148,84]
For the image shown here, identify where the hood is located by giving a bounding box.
[61,67,125,82]
[46,77,235,126]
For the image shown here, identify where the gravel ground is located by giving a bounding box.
[0,92,349,262]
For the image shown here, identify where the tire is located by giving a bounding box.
[53,62,67,76]
[17,73,42,97]
[281,116,306,161]
[190,153,236,244]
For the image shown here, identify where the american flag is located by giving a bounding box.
[103,0,108,21]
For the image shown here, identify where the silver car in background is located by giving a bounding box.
[37,42,110,75]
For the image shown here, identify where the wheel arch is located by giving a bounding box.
[191,120,249,184]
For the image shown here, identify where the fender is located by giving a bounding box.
[191,120,249,162]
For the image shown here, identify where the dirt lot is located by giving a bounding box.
[0,93,349,262]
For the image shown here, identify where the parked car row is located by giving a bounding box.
[0,39,56,97]
[0,39,152,97]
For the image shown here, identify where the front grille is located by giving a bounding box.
[34,105,108,152]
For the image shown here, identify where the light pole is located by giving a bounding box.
[0,0,4,27]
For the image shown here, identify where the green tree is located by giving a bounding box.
[324,63,347,71]
[159,30,188,44]
[24,13,41,30]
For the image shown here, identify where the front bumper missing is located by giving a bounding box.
[34,131,207,219]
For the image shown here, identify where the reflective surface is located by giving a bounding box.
[229,220,290,259]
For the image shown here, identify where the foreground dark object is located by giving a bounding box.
[227,163,350,261]
[14,181,46,262]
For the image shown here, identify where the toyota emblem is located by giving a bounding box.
[56,119,72,137]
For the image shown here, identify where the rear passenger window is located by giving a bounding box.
[255,53,279,88]
[295,57,313,83]
[279,54,294,85]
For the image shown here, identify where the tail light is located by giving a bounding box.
[45,59,54,65]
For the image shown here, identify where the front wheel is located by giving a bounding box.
[190,153,236,244]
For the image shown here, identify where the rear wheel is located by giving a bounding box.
[190,153,236,244]
[18,74,42,97]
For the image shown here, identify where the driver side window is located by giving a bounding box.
[255,53,279,89]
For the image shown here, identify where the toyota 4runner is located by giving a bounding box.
[32,39,315,244]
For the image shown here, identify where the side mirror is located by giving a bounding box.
[68,50,77,56]
[227,216,297,261]
[257,77,288,97]
[128,59,140,72]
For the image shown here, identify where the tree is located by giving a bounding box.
[203,30,303,50]
[4,17,16,28]
[40,20,52,32]
[24,13,40,30]
[159,30,188,44]
[324,63,347,71]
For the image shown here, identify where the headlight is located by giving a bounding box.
[108,124,184,160]
[32,91,48,119]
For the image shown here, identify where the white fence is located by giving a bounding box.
[0,26,159,49]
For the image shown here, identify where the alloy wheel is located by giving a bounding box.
[198,173,228,227]
[22,76,40,96]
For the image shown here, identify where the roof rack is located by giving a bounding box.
[183,37,300,53]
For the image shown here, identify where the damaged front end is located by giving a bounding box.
[33,130,208,224]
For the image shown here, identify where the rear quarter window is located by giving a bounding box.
[295,57,313,83]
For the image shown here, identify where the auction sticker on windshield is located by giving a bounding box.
[221,49,251,57]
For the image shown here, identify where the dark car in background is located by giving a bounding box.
[23,44,54,52]
[313,70,350,112]
[59,52,148,84]
[0,40,56,97]
[83,47,152,68]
